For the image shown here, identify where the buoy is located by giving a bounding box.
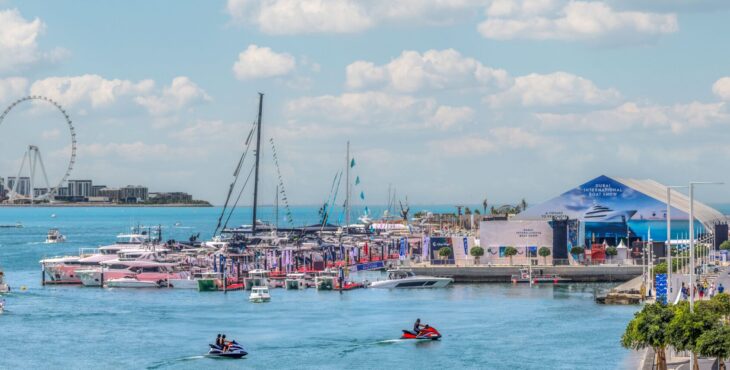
[20,285,27,291]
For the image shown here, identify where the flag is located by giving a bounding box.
[355,176,360,185]
[350,158,355,168]
[364,242,369,255]
[360,191,365,200]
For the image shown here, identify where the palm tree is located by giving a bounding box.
[482,198,488,214]
[538,247,551,265]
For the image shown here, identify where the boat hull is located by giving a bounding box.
[369,277,453,289]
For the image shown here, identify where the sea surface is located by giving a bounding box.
[0,206,674,369]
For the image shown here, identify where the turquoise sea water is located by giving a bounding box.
[1,207,645,369]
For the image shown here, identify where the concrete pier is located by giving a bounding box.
[410,265,643,283]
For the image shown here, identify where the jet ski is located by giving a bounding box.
[208,340,248,358]
[401,325,441,340]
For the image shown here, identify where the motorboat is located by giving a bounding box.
[76,260,182,287]
[284,273,308,290]
[0,222,22,228]
[168,269,216,289]
[369,269,453,289]
[249,286,271,303]
[314,269,338,290]
[40,256,84,284]
[106,276,164,288]
[401,325,441,340]
[45,228,66,243]
[244,269,269,290]
[208,340,247,358]
[510,268,566,284]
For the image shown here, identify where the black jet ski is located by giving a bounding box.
[208,340,248,358]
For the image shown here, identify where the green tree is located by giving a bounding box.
[438,247,452,260]
[464,207,472,215]
[482,198,488,215]
[667,301,720,370]
[621,303,675,370]
[653,262,668,275]
[605,246,618,262]
[504,246,518,265]
[570,246,585,262]
[720,240,730,251]
[538,247,551,265]
[696,325,730,370]
[470,246,484,264]
[474,209,481,215]
[709,293,730,324]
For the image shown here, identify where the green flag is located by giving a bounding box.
[350,158,355,168]
[355,176,360,185]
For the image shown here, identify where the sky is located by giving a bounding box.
[0,0,729,207]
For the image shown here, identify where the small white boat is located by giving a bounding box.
[369,269,453,289]
[106,276,162,288]
[249,286,271,303]
[45,228,65,244]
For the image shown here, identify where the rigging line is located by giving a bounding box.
[321,171,340,227]
[214,120,257,236]
[323,171,343,230]
[269,138,295,226]
[222,161,257,232]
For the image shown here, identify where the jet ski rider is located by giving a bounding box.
[413,318,426,335]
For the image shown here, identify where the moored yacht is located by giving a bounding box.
[369,269,453,289]
[249,286,271,302]
[284,273,308,290]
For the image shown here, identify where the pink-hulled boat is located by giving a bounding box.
[77,260,186,287]
[40,233,154,284]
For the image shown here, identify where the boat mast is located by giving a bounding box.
[252,93,264,235]
[345,141,351,229]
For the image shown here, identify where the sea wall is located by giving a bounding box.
[410,265,643,283]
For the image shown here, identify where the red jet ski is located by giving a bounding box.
[401,325,441,340]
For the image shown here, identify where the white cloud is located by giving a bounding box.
[0,9,66,72]
[286,91,473,131]
[226,0,487,34]
[536,101,728,133]
[29,74,154,109]
[712,77,730,101]
[171,120,245,143]
[0,77,28,103]
[489,127,544,148]
[232,44,296,80]
[478,0,678,42]
[430,136,496,156]
[346,49,510,92]
[76,141,205,162]
[486,71,621,107]
[227,0,372,34]
[134,76,211,115]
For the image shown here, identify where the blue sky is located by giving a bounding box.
[1,0,729,207]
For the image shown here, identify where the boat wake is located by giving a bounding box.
[146,355,205,369]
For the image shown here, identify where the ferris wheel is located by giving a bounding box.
[0,96,77,203]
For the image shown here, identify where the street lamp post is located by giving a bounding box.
[688,181,723,313]
[666,185,688,302]
[688,181,723,370]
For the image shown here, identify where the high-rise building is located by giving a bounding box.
[91,185,106,197]
[7,177,31,196]
[68,180,93,197]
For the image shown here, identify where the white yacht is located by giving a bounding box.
[249,286,271,303]
[106,276,163,288]
[369,269,453,289]
[285,273,308,290]
[45,228,66,243]
[583,203,636,222]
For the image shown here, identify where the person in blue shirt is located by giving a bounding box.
[718,283,725,294]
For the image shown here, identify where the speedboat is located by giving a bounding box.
[249,286,271,303]
[208,340,248,358]
[401,325,441,340]
[106,276,164,288]
[45,228,65,243]
[369,269,453,289]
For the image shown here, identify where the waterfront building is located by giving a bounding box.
[90,185,106,197]
[68,180,93,198]
[6,177,31,196]
[119,185,148,203]
[98,188,121,202]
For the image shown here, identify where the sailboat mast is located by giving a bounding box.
[252,92,264,235]
[345,141,351,228]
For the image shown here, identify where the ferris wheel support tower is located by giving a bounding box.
[7,145,54,203]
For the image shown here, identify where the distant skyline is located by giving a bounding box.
[1,1,729,207]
